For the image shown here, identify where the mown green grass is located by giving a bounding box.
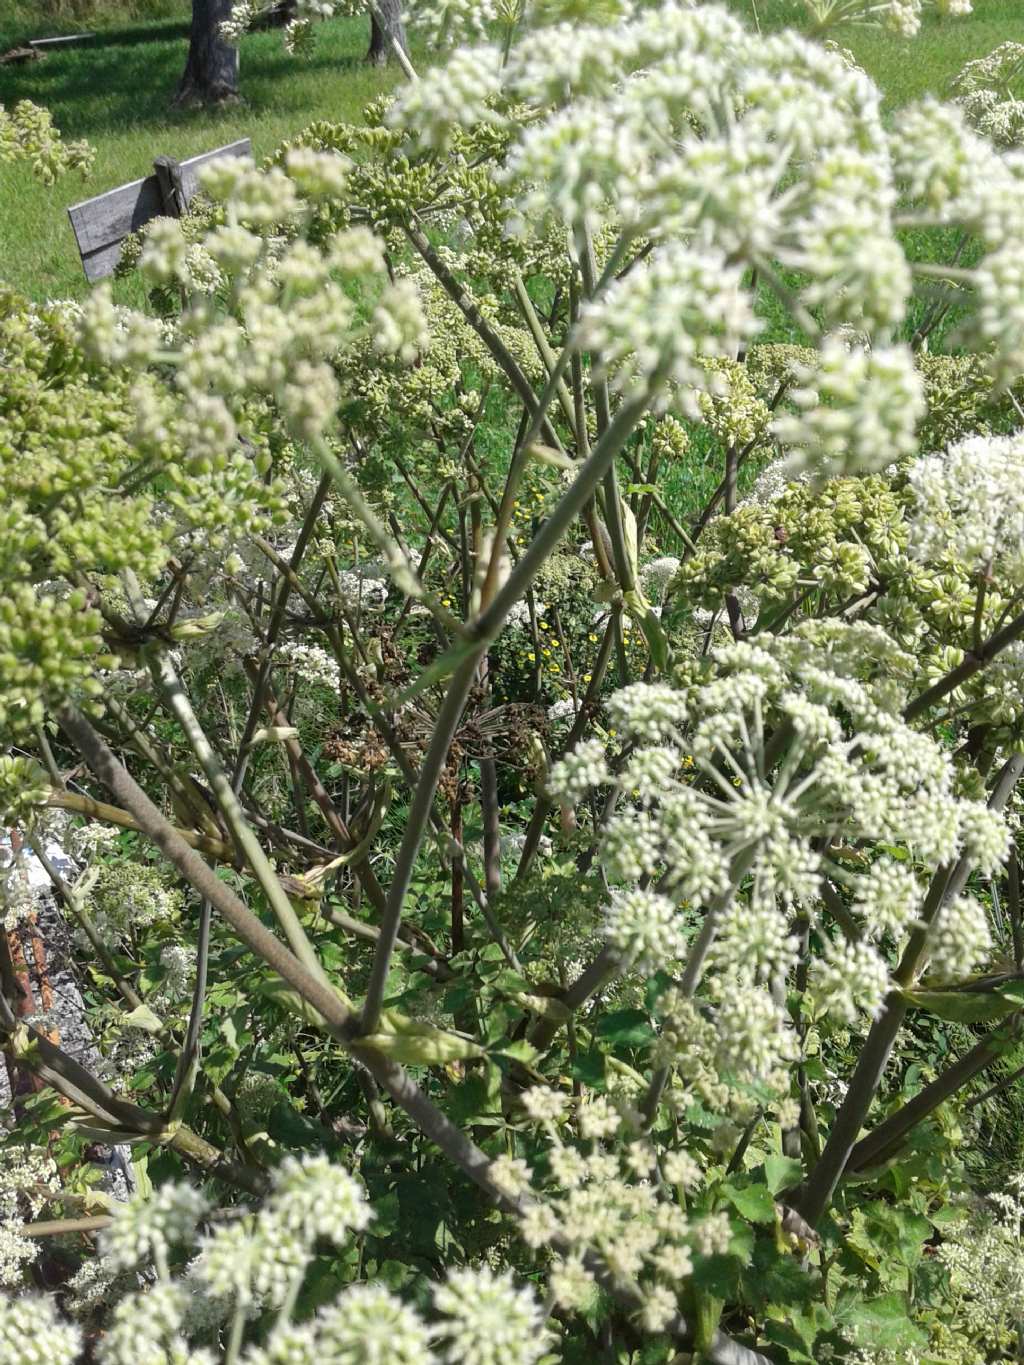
[0,0,183,47]
[730,0,1022,106]
[0,12,404,300]
[1,0,1020,300]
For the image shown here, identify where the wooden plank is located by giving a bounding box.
[28,33,95,48]
[76,237,141,285]
[176,138,252,202]
[67,138,251,283]
[154,156,188,218]
[68,174,163,282]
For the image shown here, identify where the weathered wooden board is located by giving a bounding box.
[28,33,96,49]
[67,137,251,282]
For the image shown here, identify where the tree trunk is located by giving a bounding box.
[174,0,240,107]
[366,0,407,65]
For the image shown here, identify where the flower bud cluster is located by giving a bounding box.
[101,1183,209,1272]
[0,100,93,186]
[0,756,50,828]
[953,41,1024,149]
[0,1291,82,1365]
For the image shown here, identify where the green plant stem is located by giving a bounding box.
[147,646,335,997]
[511,271,577,435]
[167,897,212,1122]
[480,757,502,899]
[904,605,1024,722]
[47,787,233,861]
[243,662,389,916]
[54,705,511,1202]
[580,224,635,597]
[20,1215,112,1238]
[360,652,481,1033]
[25,833,143,1012]
[0,1008,162,1135]
[232,470,331,792]
[405,220,560,445]
[362,386,654,1033]
[967,1057,1024,1111]
[313,437,464,637]
[99,694,219,835]
[513,611,618,884]
[797,753,1024,1226]
[473,384,657,646]
[847,1016,1022,1172]
[528,945,621,1052]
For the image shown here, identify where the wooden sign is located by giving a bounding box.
[67,137,251,283]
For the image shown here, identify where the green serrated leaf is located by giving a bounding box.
[491,1038,540,1067]
[763,1154,803,1196]
[836,1292,927,1352]
[122,1003,163,1035]
[594,1008,654,1047]
[568,1049,606,1087]
[720,1180,776,1224]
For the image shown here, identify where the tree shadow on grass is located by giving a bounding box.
[2,31,369,140]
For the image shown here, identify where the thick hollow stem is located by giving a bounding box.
[798,754,1024,1225]
[848,1019,1019,1173]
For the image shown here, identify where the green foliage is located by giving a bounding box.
[7,5,1024,1363]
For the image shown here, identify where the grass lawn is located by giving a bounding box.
[0,10,405,300]
[730,0,1023,106]
[0,0,1020,301]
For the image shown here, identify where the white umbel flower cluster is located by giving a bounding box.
[547,737,609,803]
[100,1182,209,1273]
[604,887,691,972]
[74,153,426,549]
[953,42,1024,149]
[560,623,1007,1021]
[406,0,497,49]
[433,1266,553,1365]
[0,1291,82,1365]
[317,1283,435,1364]
[194,1154,372,1311]
[907,431,1024,587]
[935,1173,1024,1353]
[267,1154,373,1244]
[808,938,892,1024]
[773,340,924,478]
[0,1223,36,1290]
[576,244,758,413]
[926,894,993,982]
[388,1,1023,462]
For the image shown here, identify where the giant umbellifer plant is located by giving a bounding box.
[6,2,1024,1362]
